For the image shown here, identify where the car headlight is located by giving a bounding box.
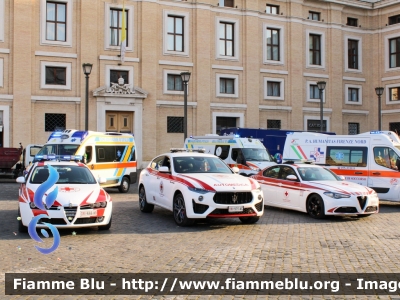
[323,192,351,199]
[249,165,260,171]
[188,187,209,194]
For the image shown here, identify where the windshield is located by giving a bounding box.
[298,167,341,182]
[173,156,233,174]
[38,144,79,155]
[35,144,79,162]
[30,165,97,184]
[241,148,272,161]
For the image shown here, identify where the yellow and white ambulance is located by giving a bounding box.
[282,131,400,201]
[184,135,276,176]
[34,129,137,193]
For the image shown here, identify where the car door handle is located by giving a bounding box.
[372,172,381,175]
[355,172,363,174]
[170,181,174,184]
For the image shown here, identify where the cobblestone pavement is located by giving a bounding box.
[1,181,400,299]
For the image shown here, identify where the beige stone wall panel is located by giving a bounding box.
[156,106,196,154]
[33,101,77,143]
[260,110,290,130]
[2,0,10,49]
[141,1,160,161]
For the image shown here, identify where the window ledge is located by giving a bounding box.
[344,102,363,106]
[264,61,284,66]
[264,97,284,101]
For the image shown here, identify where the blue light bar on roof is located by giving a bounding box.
[35,154,83,162]
[59,155,83,161]
[370,131,383,134]
[47,132,63,141]
[71,131,88,142]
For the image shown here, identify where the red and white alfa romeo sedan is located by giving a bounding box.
[17,157,112,232]
[251,161,379,219]
[138,149,264,226]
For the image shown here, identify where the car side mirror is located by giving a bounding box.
[158,166,170,173]
[231,166,240,174]
[339,175,345,180]
[98,177,107,184]
[286,174,298,181]
[16,176,26,184]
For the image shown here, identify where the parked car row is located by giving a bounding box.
[138,149,379,226]
[16,142,381,232]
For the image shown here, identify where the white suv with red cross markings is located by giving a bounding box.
[138,149,264,226]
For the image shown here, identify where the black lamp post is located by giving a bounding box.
[375,87,384,131]
[82,63,93,131]
[180,71,191,140]
[317,81,326,132]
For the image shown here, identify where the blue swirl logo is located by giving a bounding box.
[274,153,282,164]
[28,165,61,254]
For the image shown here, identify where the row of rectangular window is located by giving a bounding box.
[41,2,400,70]
[167,74,400,103]
[43,64,400,103]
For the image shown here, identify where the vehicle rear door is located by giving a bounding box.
[369,146,400,201]
[277,166,302,209]
[147,155,167,206]
[156,155,174,209]
[326,146,368,187]
[258,165,281,207]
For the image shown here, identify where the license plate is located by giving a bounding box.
[79,209,97,217]
[228,206,243,212]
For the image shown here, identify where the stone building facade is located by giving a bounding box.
[0,0,399,167]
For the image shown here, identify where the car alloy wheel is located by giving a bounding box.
[139,186,154,213]
[306,194,325,219]
[173,193,194,226]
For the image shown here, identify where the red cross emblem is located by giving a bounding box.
[59,187,79,192]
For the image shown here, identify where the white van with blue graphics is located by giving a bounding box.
[34,129,137,193]
[185,135,276,176]
[283,131,400,202]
